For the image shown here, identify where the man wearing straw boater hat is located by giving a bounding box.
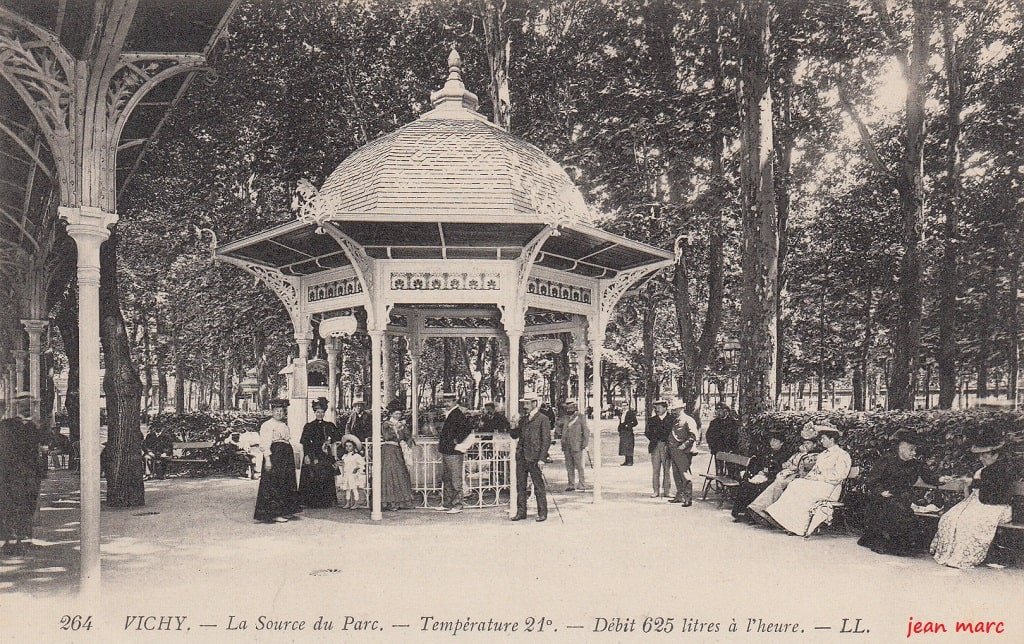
[438,392,472,514]
[0,393,49,554]
[510,393,550,522]
[558,400,588,492]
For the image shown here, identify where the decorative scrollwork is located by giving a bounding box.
[390,271,500,291]
[0,21,73,139]
[527,277,591,304]
[594,264,667,339]
[246,264,301,325]
[307,276,363,302]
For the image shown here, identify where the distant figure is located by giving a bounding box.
[0,394,48,554]
[705,402,740,456]
[617,408,638,466]
[141,425,174,480]
[478,401,510,434]
[558,401,588,492]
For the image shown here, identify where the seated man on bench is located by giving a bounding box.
[142,425,174,480]
[226,429,262,479]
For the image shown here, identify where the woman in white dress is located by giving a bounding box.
[930,437,1015,569]
[765,423,851,536]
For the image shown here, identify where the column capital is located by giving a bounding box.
[21,319,48,338]
[59,206,118,231]
[324,337,340,357]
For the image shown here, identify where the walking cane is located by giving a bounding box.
[538,468,564,524]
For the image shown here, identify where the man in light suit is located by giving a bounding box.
[438,392,472,514]
[510,394,550,522]
[558,400,588,492]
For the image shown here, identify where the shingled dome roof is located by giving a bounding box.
[314,49,593,226]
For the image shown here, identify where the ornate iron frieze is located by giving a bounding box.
[527,277,592,304]
[390,272,500,291]
[307,276,363,303]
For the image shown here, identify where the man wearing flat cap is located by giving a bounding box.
[438,393,472,513]
[860,429,946,556]
[510,394,550,522]
[0,393,49,554]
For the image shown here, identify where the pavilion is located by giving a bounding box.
[216,50,674,521]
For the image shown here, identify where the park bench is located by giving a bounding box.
[914,478,1024,565]
[809,466,861,535]
[699,452,750,505]
[168,441,218,466]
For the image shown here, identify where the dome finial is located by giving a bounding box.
[447,45,462,81]
[427,43,479,114]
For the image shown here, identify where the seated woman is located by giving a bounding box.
[859,429,947,556]
[732,431,787,522]
[765,423,851,536]
[930,435,1015,569]
[747,424,821,525]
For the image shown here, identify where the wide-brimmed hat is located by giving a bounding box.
[440,392,458,401]
[970,439,1005,454]
[311,396,329,411]
[352,398,365,406]
[815,423,842,437]
[799,422,819,440]
[892,429,919,445]
[520,393,539,403]
[564,400,578,408]
[341,434,362,451]
[269,398,289,409]
[652,399,669,407]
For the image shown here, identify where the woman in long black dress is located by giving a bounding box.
[732,432,786,522]
[618,408,638,466]
[299,397,342,508]
[254,399,303,523]
[859,429,944,555]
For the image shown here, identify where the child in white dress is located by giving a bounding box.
[339,436,366,509]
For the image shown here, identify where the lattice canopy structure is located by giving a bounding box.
[0,0,242,596]
[217,49,674,521]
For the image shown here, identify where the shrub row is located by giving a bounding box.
[744,410,1024,478]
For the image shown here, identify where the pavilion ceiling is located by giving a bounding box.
[0,0,240,296]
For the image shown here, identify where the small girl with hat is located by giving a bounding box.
[338,435,366,509]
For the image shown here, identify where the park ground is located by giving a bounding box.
[1,420,1021,644]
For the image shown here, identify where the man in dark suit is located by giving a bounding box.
[510,394,550,522]
[142,425,174,480]
[645,399,674,498]
[346,399,372,445]
[438,392,472,513]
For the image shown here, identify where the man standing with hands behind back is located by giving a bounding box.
[438,392,472,514]
[511,393,551,522]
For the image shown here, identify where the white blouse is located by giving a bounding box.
[806,445,852,485]
[258,418,290,456]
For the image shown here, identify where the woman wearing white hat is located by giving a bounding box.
[930,434,1015,569]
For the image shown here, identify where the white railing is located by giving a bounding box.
[363,435,512,509]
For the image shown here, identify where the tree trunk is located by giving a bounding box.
[1009,233,1020,407]
[55,286,80,443]
[172,330,184,414]
[142,313,153,413]
[642,293,659,411]
[774,56,798,405]
[937,6,962,409]
[99,232,145,507]
[737,0,779,420]
[852,367,865,411]
[479,0,512,131]
[885,0,932,410]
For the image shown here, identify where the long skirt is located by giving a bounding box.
[930,490,1012,569]
[0,467,40,539]
[254,443,303,522]
[733,480,770,517]
[860,494,923,554]
[380,444,414,507]
[618,430,635,458]
[747,474,795,517]
[299,459,338,508]
[765,478,842,536]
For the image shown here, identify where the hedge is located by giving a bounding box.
[744,410,1024,479]
[148,411,267,442]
